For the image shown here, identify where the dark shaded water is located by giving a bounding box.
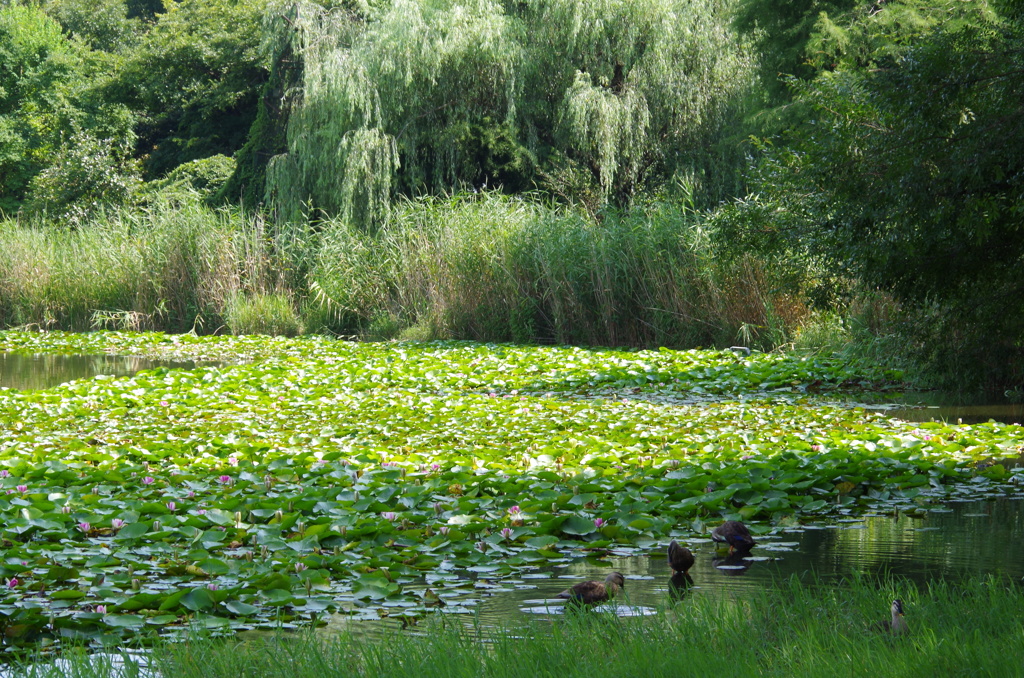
[863,391,1024,425]
[0,353,206,390]
[322,496,1024,638]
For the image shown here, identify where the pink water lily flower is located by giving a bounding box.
[382,512,398,521]
[6,578,17,588]
[0,470,8,478]
[16,485,27,493]
[95,604,107,614]
[78,522,90,533]
[111,519,125,529]
[594,518,606,529]
[500,527,514,540]
[166,502,176,512]
[142,476,154,485]
[218,475,232,484]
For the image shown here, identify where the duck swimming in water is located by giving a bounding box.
[556,572,625,605]
[711,520,756,554]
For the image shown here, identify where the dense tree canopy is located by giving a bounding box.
[0,0,1022,387]
[265,0,754,224]
[728,2,1024,386]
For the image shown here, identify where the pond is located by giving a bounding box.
[1,333,1022,653]
[321,494,1024,638]
[856,391,1024,426]
[0,353,211,391]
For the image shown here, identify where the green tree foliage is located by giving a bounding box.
[266,0,753,225]
[0,6,82,213]
[734,0,993,105]
[105,0,271,178]
[22,131,141,226]
[735,8,1024,387]
[40,0,144,53]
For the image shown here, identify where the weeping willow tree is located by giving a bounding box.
[266,0,753,226]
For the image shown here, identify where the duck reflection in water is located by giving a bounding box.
[712,551,752,575]
[668,572,694,601]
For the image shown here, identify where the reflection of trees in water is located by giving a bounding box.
[826,500,1024,581]
[0,353,192,390]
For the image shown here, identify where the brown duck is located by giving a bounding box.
[556,572,625,605]
[875,599,908,635]
[711,520,756,554]
[667,540,695,575]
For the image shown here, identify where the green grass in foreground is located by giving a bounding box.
[10,576,1024,678]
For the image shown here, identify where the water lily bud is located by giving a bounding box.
[551,502,558,513]
[131,579,141,591]
[433,502,444,515]
[264,475,273,491]
[287,500,294,512]
[152,521,161,532]
[274,509,284,522]
[573,485,580,495]
[476,541,488,553]
[244,551,253,562]
[261,546,269,559]
[305,579,312,595]
[295,562,308,573]
[127,564,134,576]
[334,546,342,556]
[61,505,72,514]
[296,521,306,535]
[235,512,243,527]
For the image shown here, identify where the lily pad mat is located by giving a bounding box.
[0,330,1021,648]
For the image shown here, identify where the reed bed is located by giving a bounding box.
[0,200,282,334]
[312,193,805,348]
[0,193,806,349]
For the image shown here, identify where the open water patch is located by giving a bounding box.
[0,353,215,391]
[318,495,1024,640]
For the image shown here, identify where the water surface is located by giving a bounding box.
[324,496,1024,638]
[0,352,208,390]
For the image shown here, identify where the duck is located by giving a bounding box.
[711,520,756,554]
[556,572,625,605]
[667,540,695,576]
[875,599,908,635]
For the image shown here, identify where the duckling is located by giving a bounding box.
[711,520,756,554]
[667,540,695,576]
[556,572,625,605]
[875,599,908,635]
